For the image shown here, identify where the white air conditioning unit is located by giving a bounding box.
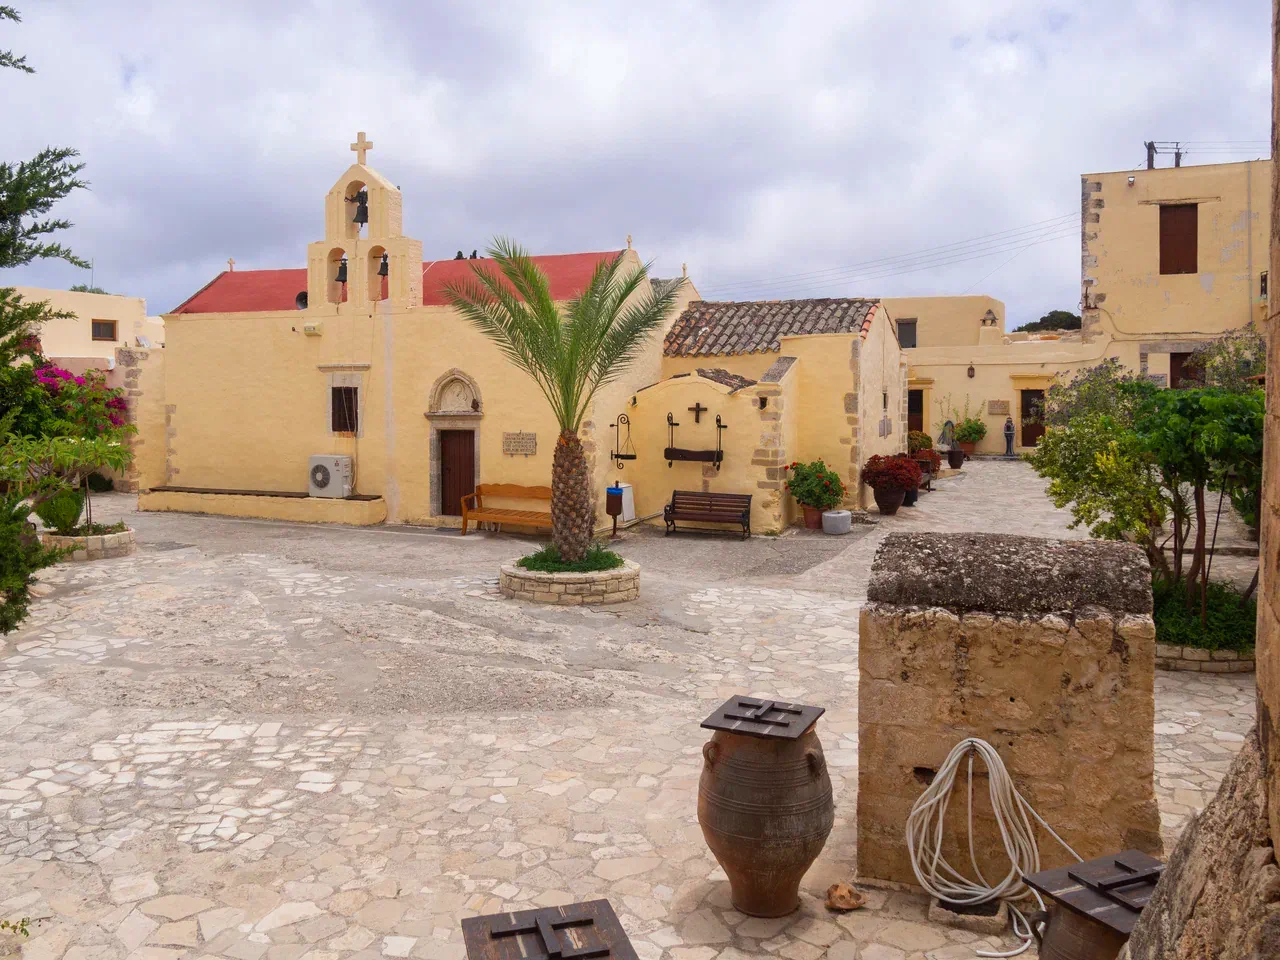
[308,455,353,498]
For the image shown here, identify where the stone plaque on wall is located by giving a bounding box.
[503,432,537,457]
[988,399,1010,416]
[1146,374,1168,388]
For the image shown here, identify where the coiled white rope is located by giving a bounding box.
[904,737,1084,958]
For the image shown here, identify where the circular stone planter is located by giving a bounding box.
[1156,642,1254,673]
[40,528,137,562]
[499,559,640,606]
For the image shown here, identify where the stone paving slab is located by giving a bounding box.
[0,463,1257,960]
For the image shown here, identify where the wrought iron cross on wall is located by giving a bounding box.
[688,402,707,423]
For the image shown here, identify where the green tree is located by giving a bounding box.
[1014,309,1081,333]
[446,239,683,561]
[1187,323,1267,393]
[69,283,108,294]
[0,6,91,633]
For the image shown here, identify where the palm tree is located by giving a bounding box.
[445,238,684,562]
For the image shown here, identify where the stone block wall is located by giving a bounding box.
[858,533,1163,890]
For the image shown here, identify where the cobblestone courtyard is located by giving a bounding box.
[2,462,1256,959]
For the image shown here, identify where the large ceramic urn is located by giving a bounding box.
[697,696,834,917]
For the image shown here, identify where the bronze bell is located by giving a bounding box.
[334,257,347,284]
[377,253,389,277]
[349,189,369,225]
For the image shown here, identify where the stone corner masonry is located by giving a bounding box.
[499,560,640,606]
[857,532,1162,890]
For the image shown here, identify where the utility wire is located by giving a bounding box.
[699,212,1077,296]
[701,225,1076,299]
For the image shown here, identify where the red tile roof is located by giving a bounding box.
[170,251,622,314]
[663,298,880,357]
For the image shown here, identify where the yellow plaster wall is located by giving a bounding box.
[778,335,860,495]
[660,351,778,382]
[11,285,159,362]
[882,295,1005,348]
[625,374,783,533]
[854,310,908,506]
[1083,160,1271,342]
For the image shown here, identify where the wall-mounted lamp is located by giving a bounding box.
[1127,175,1136,186]
[967,365,975,378]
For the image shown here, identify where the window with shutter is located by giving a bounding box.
[1159,204,1197,275]
[331,386,358,433]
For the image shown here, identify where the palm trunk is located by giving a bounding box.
[551,430,595,562]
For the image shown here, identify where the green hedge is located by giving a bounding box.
[1152,577,1256,653]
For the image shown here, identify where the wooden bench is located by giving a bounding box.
[460,484,553,536]
[664,490,752,539]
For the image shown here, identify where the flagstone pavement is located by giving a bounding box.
[0,461,1256,959]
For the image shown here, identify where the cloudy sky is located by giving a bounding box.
[1,1,1271,325]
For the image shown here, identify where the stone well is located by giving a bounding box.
[499,560,640,606]
[40,528,136,562]
[857,532,1163,890]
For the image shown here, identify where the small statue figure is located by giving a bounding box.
[938,419,955,450]
[1003,416,1016,456]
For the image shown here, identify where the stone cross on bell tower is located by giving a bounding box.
[304,132,422,312]
[350,131,373,165]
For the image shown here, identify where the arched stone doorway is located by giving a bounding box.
[426,369,482,517]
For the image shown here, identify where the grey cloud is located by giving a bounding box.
[0,0,1269,321]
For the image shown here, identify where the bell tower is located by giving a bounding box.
[305,132,423,311]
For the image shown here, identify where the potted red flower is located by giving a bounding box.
[913,448,942,490]
[785,459,846,529]
[861,454,922,516]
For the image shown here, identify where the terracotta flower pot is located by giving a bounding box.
[947,448,965,469]
[802,505,823,529]
[958,441,976,457]
[902,486,918,507]
[873,488,907,515]
[698,728,834,916]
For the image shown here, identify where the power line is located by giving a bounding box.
[700,212,1077,297]
[700,223,1077,299]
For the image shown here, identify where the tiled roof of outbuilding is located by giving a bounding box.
[663,298,879,357]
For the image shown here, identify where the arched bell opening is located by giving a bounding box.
[343,179,368,240]
[326,247,348,304]
[367,245,388,302]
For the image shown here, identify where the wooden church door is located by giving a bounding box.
[440,430,475,516]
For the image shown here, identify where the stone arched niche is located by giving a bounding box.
[428,368,482,415]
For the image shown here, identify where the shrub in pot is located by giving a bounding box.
[954,417,987,456]
[907,430,934,454]
[862,454,922,516]
[35,487,84,536]
[913,448,942,491]
[785,459,846,529]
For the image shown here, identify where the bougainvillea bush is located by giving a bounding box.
[785,459,846,510]
[35,366,128,432]
[861,454,922,492]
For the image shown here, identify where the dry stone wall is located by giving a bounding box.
[858,533,1163,889]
